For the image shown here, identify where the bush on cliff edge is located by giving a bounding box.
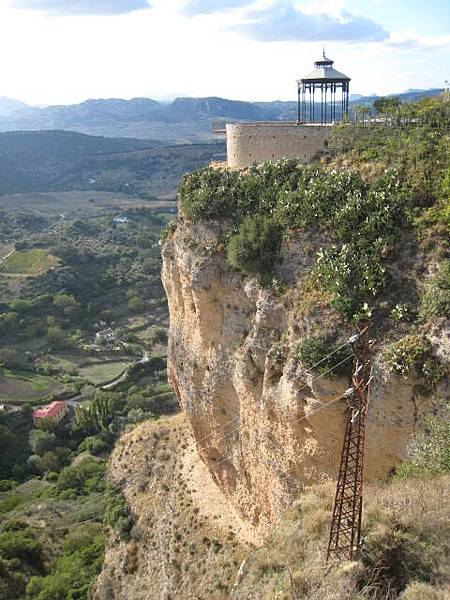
[227,215,281,282]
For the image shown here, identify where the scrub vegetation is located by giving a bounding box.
[179,95,449,323]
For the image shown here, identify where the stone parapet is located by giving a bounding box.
[226,121,331,169]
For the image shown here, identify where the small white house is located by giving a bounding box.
[95,327,115,345]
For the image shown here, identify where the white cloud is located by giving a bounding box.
[0,0,447,104]
[386,30,450,51]
[8,0,151,16]
[234,2,388,42]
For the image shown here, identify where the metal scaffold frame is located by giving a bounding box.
[327,320,372,562]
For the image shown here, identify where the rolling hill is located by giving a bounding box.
[0,130,225,197]
[0,89,443,142]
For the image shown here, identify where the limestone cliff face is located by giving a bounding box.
[162,218,448,531]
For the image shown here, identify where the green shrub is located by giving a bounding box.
[395,407,450,478]
[296,335,353,376]
[227,215,281,281]
[77,435,109,456]
[159,219,177,242]
[0,530,42,564]
[103,486,133,541]
[0,492,25,513]
[0,480,18,492]
[29,430,57,456]
[25,531,105,600]
[56,458,106,497]
[385,334,446,384]
[419,260,450,320]
[179,160,408,319]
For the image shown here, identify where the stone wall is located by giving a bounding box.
[226,122,330,169]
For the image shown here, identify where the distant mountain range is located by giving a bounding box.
[0,88,444,143]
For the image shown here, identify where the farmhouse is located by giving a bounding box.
[33,400,67,425]
[95,327,115,345]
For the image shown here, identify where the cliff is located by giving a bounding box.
[161,215,448,531]
[95,104,449,598]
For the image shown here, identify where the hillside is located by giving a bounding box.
[0,95,448,600]
[150,95,449,597]
[0,89,443,142]
[0,130,225,196]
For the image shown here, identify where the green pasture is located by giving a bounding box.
[0,249,58,275]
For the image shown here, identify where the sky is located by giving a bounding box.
[0,0,449,105]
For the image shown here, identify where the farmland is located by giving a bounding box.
[0,249,58,275]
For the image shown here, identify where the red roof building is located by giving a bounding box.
[33,400,67,424]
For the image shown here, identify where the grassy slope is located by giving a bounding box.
[235,476,450,600]
[94,417,450,600]
[0,368,59,402]
[0,249,58,275]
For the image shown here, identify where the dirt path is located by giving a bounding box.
[0,247,14,262]
[182,436,261,547]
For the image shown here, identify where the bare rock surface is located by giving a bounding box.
[161,219,449,531]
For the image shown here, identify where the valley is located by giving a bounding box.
[0,188,179,599]
[0,93,448,600]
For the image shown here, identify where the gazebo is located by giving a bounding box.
[297,52,350,124]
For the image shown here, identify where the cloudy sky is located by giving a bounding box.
[1,0,449,105]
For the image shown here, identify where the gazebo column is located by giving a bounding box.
[333,84,336,122]
[312,86,315,123]
[321,84,324,124]
[303,83,307,122]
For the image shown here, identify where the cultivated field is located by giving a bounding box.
[0,368,59,403]
[0,191,176,218]
[0,249,58,275]
[78,361,130,385]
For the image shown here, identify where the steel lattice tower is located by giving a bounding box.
[327,320,372,562]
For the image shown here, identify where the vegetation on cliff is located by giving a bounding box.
[178,95,449,324]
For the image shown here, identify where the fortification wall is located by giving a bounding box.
[226,122,330,169]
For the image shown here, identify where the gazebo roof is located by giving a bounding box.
[298,52,350,83]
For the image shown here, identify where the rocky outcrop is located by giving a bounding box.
[93,417,252,600]
[162,218,449,531]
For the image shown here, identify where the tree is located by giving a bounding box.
[227,215,282,281]
[373,96,401,114]
[10,298,33,314]
[37,451,59,474]
[0,348,25,370]
[128,296,144,313]
[1,312,19,332]
[29,430,57,455]
[53,292,81,320]
[47,325,64,347]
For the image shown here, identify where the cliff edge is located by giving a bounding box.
[162,212,448,531]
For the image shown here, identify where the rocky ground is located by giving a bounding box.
[93,415,258,600]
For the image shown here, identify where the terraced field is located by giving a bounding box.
[0,249,58,275]
[78,361,131,385]
[0,368,59,403]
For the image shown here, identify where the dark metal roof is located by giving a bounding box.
[299,66,351,82]
[299,51,351,83]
